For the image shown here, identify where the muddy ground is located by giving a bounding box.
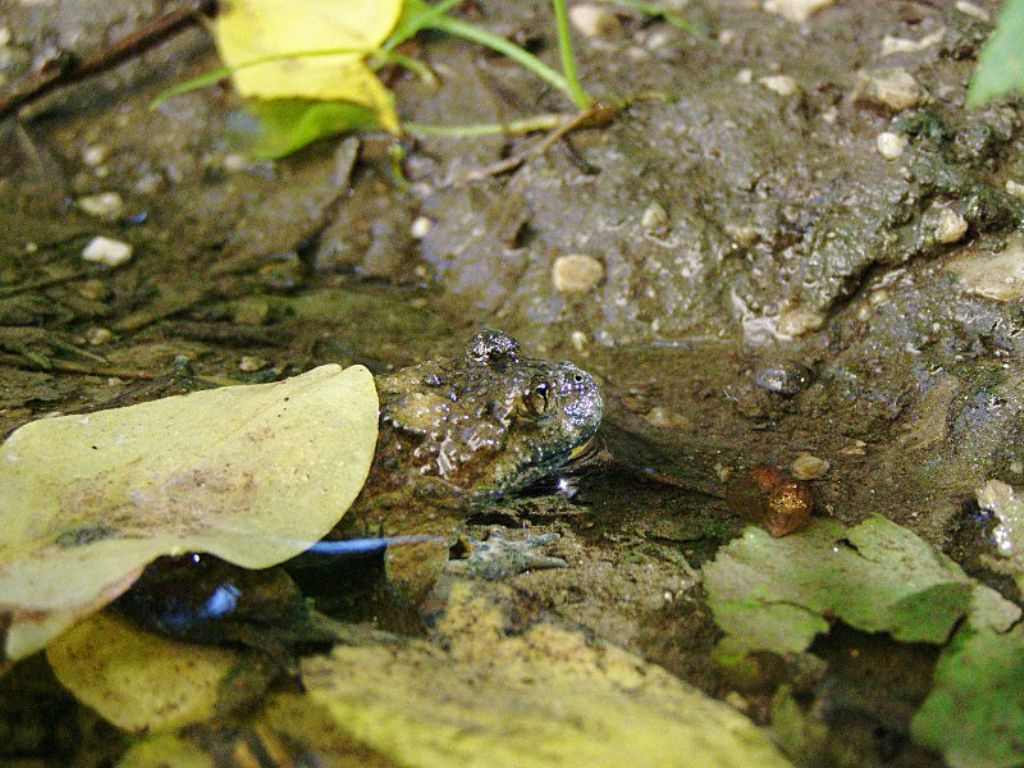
[1,0,1022,766]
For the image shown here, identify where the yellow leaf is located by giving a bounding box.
[299,582,795,768]
[0,364,378,660]
[213,0,402,132]
[47,612,242,733]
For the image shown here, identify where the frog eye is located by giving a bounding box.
[521,381,550,417]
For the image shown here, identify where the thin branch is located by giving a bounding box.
[0,0,216,120]
[455,103,619,185]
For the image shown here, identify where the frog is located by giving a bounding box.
[118,331,603,634]
[330,330,603,595]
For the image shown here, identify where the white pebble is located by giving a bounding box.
[221,153,250,173]
[82,145,109,167]
[935,208,968,244]
[791,453,830,480]
[881,28,945,56]
[876,131,907,160]
[641,202,669,231]
[86,327,113,346]
[569,4,621,38]
[955,1,990,21]
[759,75,799,97]
[0,26,12,46]
[81,236,133,267]
[777,307,825,338]
[1006,180,1024,199]
[763,0,835,23]
[735,68,753,85]
[77,191,124,220]
[855,68,928,112]
[410,216,432,239]
[134,171,163,195]
[552,254,605,294]
[570,330,589,352]
[239,355,268,372]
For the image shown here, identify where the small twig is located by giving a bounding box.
[455,103,619,185]
[0,353,156,380]
[0,269,89,298]
[112,287,210,332]
[0,0,216,120]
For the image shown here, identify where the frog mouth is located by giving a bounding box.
[564,437,605,469]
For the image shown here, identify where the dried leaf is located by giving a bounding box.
[300,581,795,768]
[0,364,378,660]
[47,612,241,733]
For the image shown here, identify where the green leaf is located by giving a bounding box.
[968,0,1024,107]
[702,517,1020,662]
[383,0,464,52]
[912,625,1024,768]
[238,99,382,159]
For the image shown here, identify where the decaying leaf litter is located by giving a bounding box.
[3,0,1024,766]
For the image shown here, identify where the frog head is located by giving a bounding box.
[377,331,603,502]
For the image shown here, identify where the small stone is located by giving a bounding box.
[410,216,432,239]
[569,4,621,38]
[763,0,835,23]
[82,145,109,167]
[724,692,749,712]
[81,236,133,267]
[755,361,812,397]
[644,406,695,431]
[735,68,753,85]
[221,153,249,173]
[881,28,945,56]
[76,278,110,301]
[1006,180,1024,199]
[947,240,1024,302]
[552,254,604,293]
[85,327,113,346]
[759,75,799,97]
[239,355,268,372]
[777,307,825,337]
[935,207,968,244]
[718,29,737,45]
[77,191,124,220]
[839,440,867,457]
[955,1,990,21]
[570,330,589,352]
[854,68,928,112]
[876,131,907,160]
[641,202,669,231]
[0,26,11,46]
[726,224,760,247]
[791,453,830,480]
[133,171,163,195]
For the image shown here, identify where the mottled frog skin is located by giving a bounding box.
[355,330,603,518]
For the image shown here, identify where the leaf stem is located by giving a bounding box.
[425,14,572,98]
[405,113,566,137]
[550,0,593,108]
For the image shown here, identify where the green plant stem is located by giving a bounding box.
[405,113,566,137]
[426,14,572,98]
[550,0,593,108]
